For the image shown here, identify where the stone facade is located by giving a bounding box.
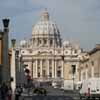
[13,10,82,89]
[80,44,100,81]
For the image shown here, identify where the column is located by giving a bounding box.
[32,39,34,48]
[47,60,49,78]
[34,37,37,47]
[92,66,94,78]
[31,61,33,79]
[40,60,42,78]
[81,69,83,81]
[52,60,54,78]
[36,60,38,78]
[86,68,88,80]
[55,61,57,78]
[61,60,64,78]
[11,49,16,93]
[47,39,49,47]
[41,38,43,46]
[35,38,38,47]
[32,62,34,78]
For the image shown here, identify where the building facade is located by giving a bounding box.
[80,44,100,81]
[13,10,82,89]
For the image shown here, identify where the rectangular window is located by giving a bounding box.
[49,72,52,77]
[71,65,76,74]
[57,70,61,77]
[38,72,40,77]
[43,70,46,77]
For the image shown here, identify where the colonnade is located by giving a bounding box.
[29,59,64,79]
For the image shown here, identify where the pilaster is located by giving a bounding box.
[36,60,38,78]
[52,60,54,78]
[40,60,43,78]
[47,60,49,78]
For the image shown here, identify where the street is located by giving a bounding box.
[19,87,80,100]
[20,95,73,100]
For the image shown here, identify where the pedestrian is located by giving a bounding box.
[7,86,12,100]
[1,82,8,100]
[15,86,23,100]
[15,86,19,100]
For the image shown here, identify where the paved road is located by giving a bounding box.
[43,87,80,100]
[20,95,74,100]
[19,87,80,100]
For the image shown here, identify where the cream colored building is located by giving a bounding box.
[13,10,82,89]
[80,44,100,81]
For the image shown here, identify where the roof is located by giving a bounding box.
[89,44,100,55]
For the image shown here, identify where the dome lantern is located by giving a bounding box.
[41,9,49,21]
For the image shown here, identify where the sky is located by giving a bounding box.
[0,0,100,50]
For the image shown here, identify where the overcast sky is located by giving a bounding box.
[0,0,100,50]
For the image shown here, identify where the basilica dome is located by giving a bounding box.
[30,10,62,48]
[32,10,60,35]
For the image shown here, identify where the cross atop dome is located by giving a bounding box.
[41,8,49,21]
